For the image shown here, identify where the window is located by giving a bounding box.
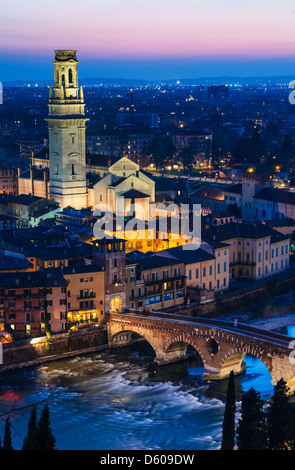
[164,292,174,301]
[195,268,199,279]
[145,295,161,305]
[217,264,220,273]
[60,299,66,305]
[224,262,227,272]
[188,270,192,280]
[203,267,206,277]
[265,250,268,260]
[175,290,183,298]
[246,253,250,262]
[258,252,261,262]
[209,265,213,276]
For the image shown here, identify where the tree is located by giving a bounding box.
[149,135,176,168]
[236,387,267,450]
[36,405,56,450]
[3,417,13,450]
[267,378,294,450]
[22,406,38,450]
[221,370,236,450]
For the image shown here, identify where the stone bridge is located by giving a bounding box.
[106,311,295,394]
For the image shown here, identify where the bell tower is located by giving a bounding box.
[47,50,88,209]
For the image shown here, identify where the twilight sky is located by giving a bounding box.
[1,0,295,81]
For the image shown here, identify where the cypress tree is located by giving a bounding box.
[221,370,236,450]
[36,405,56,450]
[22,406,38,450]
[267,378,293,450]
[236,387,267,450]
[3,417,13,450]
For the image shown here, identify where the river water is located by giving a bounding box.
[0,339,278,451]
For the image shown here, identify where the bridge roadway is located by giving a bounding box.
[107,310,295,393]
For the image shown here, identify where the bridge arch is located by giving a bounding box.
[108,328,158,359]
[218,345,272,381]
[162,336,207,367]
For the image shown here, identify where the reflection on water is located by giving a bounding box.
[0,343,274,451]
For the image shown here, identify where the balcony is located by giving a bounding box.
[77,293,96,300]
[230,261,256,267]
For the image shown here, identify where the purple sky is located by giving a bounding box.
[1,0,295,81]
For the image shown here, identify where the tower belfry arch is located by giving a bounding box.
[47,50,88,209]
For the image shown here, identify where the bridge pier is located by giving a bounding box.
[204,352,247,381]
[154,341,196,365]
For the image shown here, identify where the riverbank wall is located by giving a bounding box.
[0,325,108,371]
[168,274,295,318]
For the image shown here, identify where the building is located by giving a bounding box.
[63,263,105,326]
[125,253,187,311]
[47,50,88,209]
[18,166,49,199]
[0,226,93,271]
[254,188,295,221]
[223,183,242,212]
[152,243,230,292]
[89,155,155,215]
[206,211,237,227]
[86,129,156,163]
[202,222,290,281]
[0,194,60,227]
[0,268,67,339]
[241,170,270,222]
[93,238,127,313]
[0,166,18,195]
[190,186,225,215]
[171,131,212,157]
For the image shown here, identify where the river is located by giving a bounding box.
[0,339,279,451]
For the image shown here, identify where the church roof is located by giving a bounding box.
[121,189,150,199]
